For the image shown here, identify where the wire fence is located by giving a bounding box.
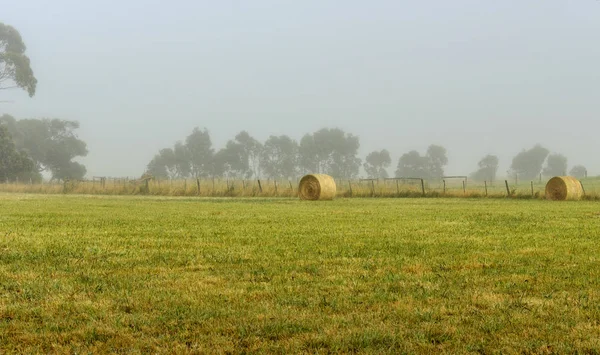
[1,176,599,199]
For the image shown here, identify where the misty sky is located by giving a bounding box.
[2,1,599,178]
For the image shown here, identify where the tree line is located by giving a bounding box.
[146,128,589,182]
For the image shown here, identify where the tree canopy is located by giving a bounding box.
[0,23,37,97]
[542,153,567,177]
[509,144,549,180]
[0,115,87,180]
[364,149,391,179]
[0,125,36,182]
[395,145,448,179]
[471,154,499,182]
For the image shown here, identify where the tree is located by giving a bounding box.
[260,135,298,179]
[0,115,88,180]
[543,153,567,177]
[425,145,448,179]
[0,125,36,181]
[0,23,37,96]
[395,150,427,178]
[509,144,550,180]
[364,149,391,179]
[470,154,499,182]
[185,127,213,178]
[234,131,262,178]
[395,145,448,179]
[146,148,175,179]
[569,165,587,179]
[213,140,248,178]
[298,128,361,179]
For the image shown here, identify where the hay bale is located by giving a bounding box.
[545,176,583,201]
[298,174,336,200]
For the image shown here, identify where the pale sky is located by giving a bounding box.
[2,1,599,178]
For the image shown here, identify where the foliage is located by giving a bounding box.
[569,165,587,179]
[509,144,549,180]
[0,22,37,96]
[364,149,391,179]
[298,128,361,179]
[471,154,499,182]
[395,145,448,179]
[260,135,298,179]
[0,125,37,181]
[0,115,87,180]
[542,153,567,177]
[185,127,213,178]
[234,131,262,178]
[213,140,248,178]
[2,195,600,353]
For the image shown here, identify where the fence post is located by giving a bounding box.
[196,178,200,195]
[348,180,353,197]
[581,182,586,196]
[531,181,534,197]
[462,180,466,195]
[396,179,400,195]
[484,181,488,196]
[443,180,446,194]
[371,180,375,197]
[274,180,278,194]
[505,180,510,196]
[257,179,263,193]
[289,180,293,191]
[421,179,425,196]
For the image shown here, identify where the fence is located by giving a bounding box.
[1,176,599,199]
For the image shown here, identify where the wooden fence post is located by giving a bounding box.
[371,180,375,197]
[531,181,534,197]
[462,180,466,195]
[484,181,488,196]
[421,179,425,196]
[257,179,263,193]
[396,179,400,195]
[274,180,278,194]
[443,180,446,194]
[196,178,200,195]
[348,180,353,197]
[505,180,510,196]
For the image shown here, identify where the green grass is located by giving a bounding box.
[1,194,600,353]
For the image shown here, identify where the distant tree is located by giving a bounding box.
[425,145,448,179]
[0,125,36,181]
[395,145,448,179]
[146,148,174,179]
[395,150,427,178]
[260,135,298,179]
[542,153,567,177]
[185,127,213,178]
[298,134,319,174]
[509,144,549,180]
[234,131,262,178]
[213,140,248,178]
[0,115,88,180]
[0,23,37,96]
[470,154,499,182]
[298,128,361,179]
[364,149,391,179]
[172,142,191,178]
[569,165,588,179]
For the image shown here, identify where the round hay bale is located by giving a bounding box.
[545,176,583,201]
[298,174,336,200]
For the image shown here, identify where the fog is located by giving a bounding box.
[2,1,599,178]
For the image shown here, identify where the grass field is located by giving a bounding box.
[1,194,600,353]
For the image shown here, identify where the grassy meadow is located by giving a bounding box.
[1,194,600,353]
